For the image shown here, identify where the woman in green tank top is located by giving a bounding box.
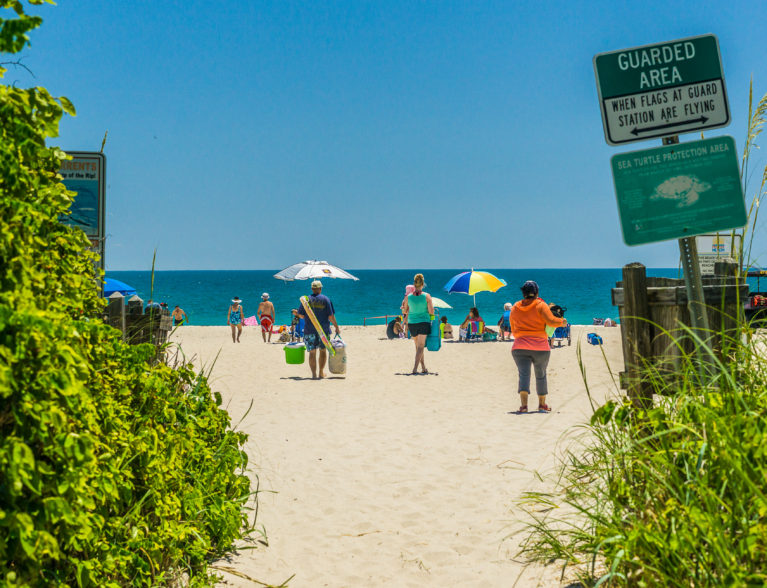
[402,273,435,374]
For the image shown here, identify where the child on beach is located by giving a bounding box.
[497,302,512,340]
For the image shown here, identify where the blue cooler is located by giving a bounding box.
[426,315,441,352]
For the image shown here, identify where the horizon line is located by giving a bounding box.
[106,266,679,272]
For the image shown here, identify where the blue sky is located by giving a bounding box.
[8,0,767,270]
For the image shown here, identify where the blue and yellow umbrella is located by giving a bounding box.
[443,270,507,305]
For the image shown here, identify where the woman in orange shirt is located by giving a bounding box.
[510,281,566,413]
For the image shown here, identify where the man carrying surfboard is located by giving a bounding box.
[297,280,340,379]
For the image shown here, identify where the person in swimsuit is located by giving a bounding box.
[402,273,434,374]
[227,297,244,343]
[172,305,187,326]
[393,316,405,337]
[440,315,453,339]
[258,293,275,343]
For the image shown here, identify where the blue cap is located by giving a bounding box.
[521,280,539,298]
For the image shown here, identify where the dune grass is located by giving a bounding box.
[517,84,767,586]
[518,320,767,586]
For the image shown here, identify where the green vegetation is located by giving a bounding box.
[519,332,767,585]
[519,88,767,586]
[1,2,255,585]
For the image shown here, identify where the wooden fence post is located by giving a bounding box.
[714,258,738,278]
[106,292,126,340]
[126,295,144,343]
[711,257,743,355]
[621,263,653,408]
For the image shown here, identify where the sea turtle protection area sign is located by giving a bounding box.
[594,34,730,145]
[59,151,106,268]
[611,136,746,246]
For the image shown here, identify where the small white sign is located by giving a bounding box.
[603,80,729,144]
[696,233,740,275]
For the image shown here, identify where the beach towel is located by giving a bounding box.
[243,315,258,326]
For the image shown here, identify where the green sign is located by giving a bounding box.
[594,34,730,145]
[611,136,746,246]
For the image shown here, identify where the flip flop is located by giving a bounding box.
[538,403,552,412]
[518,406,528,413]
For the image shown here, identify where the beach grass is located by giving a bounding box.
[516,82,767,587]
[517,316,767,585]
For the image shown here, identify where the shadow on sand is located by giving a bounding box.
[279,376,345,381]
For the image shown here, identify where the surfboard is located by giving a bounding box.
[300,295,335,356]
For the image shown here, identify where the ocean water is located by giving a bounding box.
[107,268,685,327]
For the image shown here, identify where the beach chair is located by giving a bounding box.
[465,320,484,342]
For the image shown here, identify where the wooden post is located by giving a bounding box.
[712,257,743,357]
[622,263,653,408]
[126,295,144,343]
[106,292,126,340]
[126,295,143,315]
[714,258,738,278]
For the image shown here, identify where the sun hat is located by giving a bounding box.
[311,280,322,289]
[232,297,242,303]
[262,292,269,299]
[405,284,415,295]
[521,281,539,299]
[504,302,512,310]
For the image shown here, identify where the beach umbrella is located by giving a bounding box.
[443,270,507,305]
[430,296,452,310]
[103,277,137,297]
[274,260,359,281]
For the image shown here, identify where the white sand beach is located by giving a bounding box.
[169,324,624,588]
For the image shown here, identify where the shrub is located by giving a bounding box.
[1,309,252,586]
[0,3,254,585]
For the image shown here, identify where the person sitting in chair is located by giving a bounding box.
[459,307,483,340]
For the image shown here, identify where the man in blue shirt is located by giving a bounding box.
[297,280,341,379]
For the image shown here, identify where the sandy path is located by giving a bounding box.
[169,324,623,587]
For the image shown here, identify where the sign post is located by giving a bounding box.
[663,135,711,348]
[58,151,106,272]
[594,34,730,145]
[596,34,745,383]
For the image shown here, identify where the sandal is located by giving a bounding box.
[538,403,552,412]
[518,406,528,413]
